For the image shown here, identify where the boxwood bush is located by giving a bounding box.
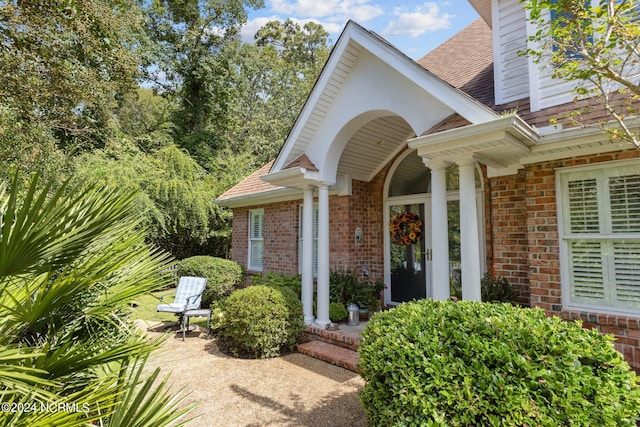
[177,256,243,307]
[215,285,304,358]
[358,300,640,426]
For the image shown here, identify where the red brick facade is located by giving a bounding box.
[232,148,640,369]
[489,149,640,369]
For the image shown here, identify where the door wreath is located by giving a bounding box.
[389,211,423,245]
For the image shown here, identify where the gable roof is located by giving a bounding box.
[216,19,498,206]
[268,20,497,179]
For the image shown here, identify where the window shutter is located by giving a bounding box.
[567,177,600,233]
[250,240,263,268]
[609,174,640,233]
[569,240,606,304]
[249,210,264,270]
[250,211,263,239]
[613,242,640,307]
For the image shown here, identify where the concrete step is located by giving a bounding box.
[297,340,359,372]
[302,324,361,352]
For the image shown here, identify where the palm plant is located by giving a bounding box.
[0,173,195,426]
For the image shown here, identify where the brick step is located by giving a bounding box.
[302,324,361,352]
[297,340,359,372]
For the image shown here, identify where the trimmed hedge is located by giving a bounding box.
[215,285,304,358]
[358,300,640,426]
[176,256,243,307]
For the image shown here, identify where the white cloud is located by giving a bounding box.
[268,0,383,22]
[241,16,279,43]
[382,3,453,38]
[241,16,343,44]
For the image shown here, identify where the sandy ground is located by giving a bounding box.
[138,320,367,427]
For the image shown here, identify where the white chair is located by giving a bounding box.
[157,276,207,329]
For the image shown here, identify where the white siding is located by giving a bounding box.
[492,0,529,105]
[524,7,579,111]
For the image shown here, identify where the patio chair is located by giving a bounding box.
[157,276,207,329]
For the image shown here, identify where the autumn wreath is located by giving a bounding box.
[389,211,423,245]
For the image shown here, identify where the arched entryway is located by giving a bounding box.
[383,150,485,305]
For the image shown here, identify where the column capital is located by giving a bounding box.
[455,155,476,167]
[422,158,451,171]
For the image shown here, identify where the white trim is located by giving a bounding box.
[382,151,486,306]
[557,159,640,316]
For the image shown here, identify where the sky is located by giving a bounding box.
[241,1,481,60]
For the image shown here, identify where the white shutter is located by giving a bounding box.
[248,210,264,270]
[613,242,640,308]
[566,177,600,233]
[609,174,640,233]
[569,240,606,304]
[250,210,263,239]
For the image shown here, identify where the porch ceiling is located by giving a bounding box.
[337,115,415,182]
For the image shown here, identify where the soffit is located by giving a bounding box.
[337,115,415,182]
[468,0,492,27]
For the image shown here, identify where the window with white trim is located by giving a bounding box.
[248,209,264,271]
[559,162,640,313]
[298,205,318,277]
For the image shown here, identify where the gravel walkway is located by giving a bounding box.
[138,320,367,427]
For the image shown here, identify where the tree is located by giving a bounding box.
[219,20,331,167]
[0,0,149,149]
[145,0,264,136]
[115,88,177,152]
[0,173,193,426]
[522,0,640,147]
[73,143,230,258]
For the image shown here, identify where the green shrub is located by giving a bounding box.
[177,256,243,307]
[481,272,519,302]
[215,285,304,358]
[330,269,382,309]
[329,302,347,322]
[450,272,519,303]
[251,271,301,297]
[358,300,640,426]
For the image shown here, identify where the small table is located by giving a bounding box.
[182,309,211,341]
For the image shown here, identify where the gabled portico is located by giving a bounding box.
[263,21,501,326]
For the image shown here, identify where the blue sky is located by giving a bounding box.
[242,1,481,59]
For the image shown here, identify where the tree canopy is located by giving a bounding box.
[0,0,332,259]
[522,0,640,147]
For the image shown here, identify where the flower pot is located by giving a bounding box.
[359,308,369,321]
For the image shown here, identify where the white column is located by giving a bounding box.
[315,183,331,326]
[301,186,315,324]
[429,161,450,300]
[457,157,482,301]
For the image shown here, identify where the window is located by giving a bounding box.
[248,209,264,271]
[298,205,318,277]
[559,162,640,313]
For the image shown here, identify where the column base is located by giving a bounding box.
[304,315,316,325]
[314,319,330,328]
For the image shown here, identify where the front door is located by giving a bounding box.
[387,198,432,303]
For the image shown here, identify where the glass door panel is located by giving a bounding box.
[389,203,427,302]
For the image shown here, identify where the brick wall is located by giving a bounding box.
[490,170,530,305]
[523,149,640,369]
[231,201,300,278]
[231,147,640,369]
